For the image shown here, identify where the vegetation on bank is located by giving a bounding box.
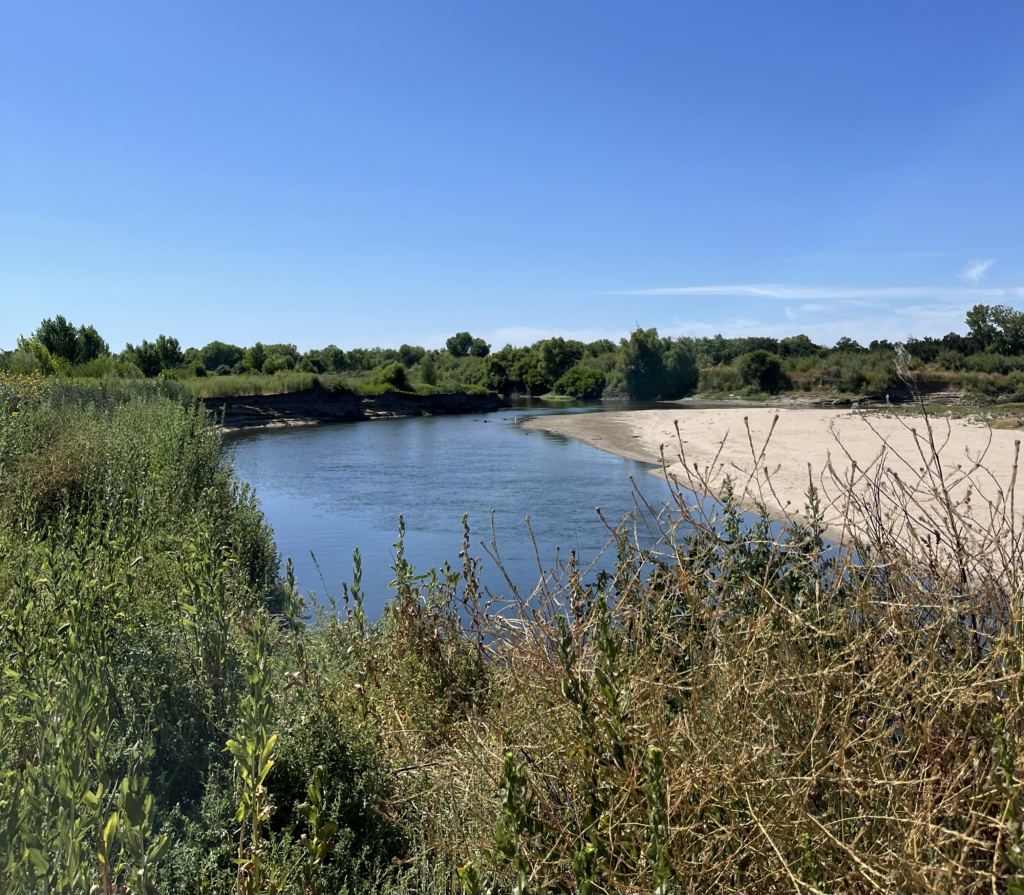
[1,372,1023,892]
[7,304,1024,404]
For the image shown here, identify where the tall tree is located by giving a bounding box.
[445,332,474,358]
[539,338,584,381]
[619,328,666,400]
[33,316,79,362]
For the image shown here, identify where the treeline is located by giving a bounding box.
[1,319,699,400]
[5,302,1024,400]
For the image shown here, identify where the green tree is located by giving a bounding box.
[32,316,79,362]
[197,341,245,370]
[662,343,699,398]
[243,342,267,374]
[779,334,820,358]
[553,367,606,398]
[585,339,616,357]
[470,338,491,358]
[75,325,110,364]
[539,338,585,382]
[833,337,865,353]
[966,304,999,349]
[399,344,426,366]
[121,335,183,377]
[371,361,410,391]
[738,350,784,394]
[619,328,666,400]
[419,353,438,385]
[446,332,474,358]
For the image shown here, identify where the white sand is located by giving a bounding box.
[525,408,1024,537]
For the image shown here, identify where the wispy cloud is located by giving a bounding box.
[611,284,1015,301]
[959,258,996,284]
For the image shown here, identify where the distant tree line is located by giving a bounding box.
[5,303,1024,400]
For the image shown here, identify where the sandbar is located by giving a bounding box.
[524,408,1024,540]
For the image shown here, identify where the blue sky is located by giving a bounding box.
[1,1,1022,352]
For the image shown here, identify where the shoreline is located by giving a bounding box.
[204,387,508,434]
[524,406,1024,538]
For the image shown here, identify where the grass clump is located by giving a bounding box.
[185,371,321,398]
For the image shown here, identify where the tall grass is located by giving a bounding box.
[185,371,321,398]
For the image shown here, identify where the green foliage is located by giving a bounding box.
[198,340,247,371]
[619,327,666,400]
[737,349,784,394]
[31,315,110,365]
[418,353,438,386]
[399,344,426,367]
[244,342,268,374]
[371,361,411,391]
[446,332,475,358]
[122,334,184,376]
[72,355,144,379]
[470,338,491,358]
[553,366,606,398]
[662,342,699,397]
[539,337,585,382]
[698,363,743,394]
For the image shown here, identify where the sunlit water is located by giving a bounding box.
[226,404,675,618]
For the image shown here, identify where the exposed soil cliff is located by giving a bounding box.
[203,388,508,432]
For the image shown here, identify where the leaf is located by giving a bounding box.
[147,833,170,864]
[122,790,145,827]
[26,847,47,875]
[103,811,119,851]
[257,758,275,786]
[261,733,278,764]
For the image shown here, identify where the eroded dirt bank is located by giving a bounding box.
[204,388,507,432]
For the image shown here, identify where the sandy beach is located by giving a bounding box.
[525,407,1024,538]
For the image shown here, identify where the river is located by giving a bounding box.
[227,403,674,618]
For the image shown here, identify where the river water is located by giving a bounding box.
[227,403,674,618]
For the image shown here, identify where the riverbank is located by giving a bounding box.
[203,386,507,432]
[525,406,1024,537]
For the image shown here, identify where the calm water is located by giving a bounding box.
[227,404,674,618]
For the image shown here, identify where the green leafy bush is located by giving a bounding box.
[737,349,784,394]
[553,366,606,398]
[371,361,411,391]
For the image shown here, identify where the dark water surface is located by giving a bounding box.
[227,404,674,618]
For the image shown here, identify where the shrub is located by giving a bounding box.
[698,364,744,394]
[553,366,606,398]
[72,355,144,379]
[371,361,410,391]
[737,349,784,393]
[261,354,294,375]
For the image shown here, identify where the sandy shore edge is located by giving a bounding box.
[525,407,1024,537]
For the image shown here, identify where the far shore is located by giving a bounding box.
[204,387,507,434]
[524,407,1024,540]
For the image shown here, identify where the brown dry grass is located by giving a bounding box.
[354,383,1024,894]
